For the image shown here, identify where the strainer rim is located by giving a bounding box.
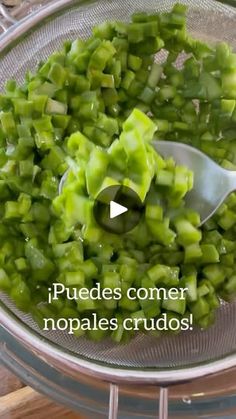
[1,301,236,384]
[1,0,236,385]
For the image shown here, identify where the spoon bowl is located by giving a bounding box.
[154,141,236,225]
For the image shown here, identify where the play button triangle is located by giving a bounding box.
[110,200,128,219]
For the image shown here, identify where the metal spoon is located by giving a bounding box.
[59,141,236,227]
[154,140,236,225]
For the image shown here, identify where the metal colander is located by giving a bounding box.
[0,0,236,418]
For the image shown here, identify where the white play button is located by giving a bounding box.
[93,185,143,234]
[110,200,128,219]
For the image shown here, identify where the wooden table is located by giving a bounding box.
[0,363,85,419]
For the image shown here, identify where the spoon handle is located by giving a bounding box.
[224,169,236,195]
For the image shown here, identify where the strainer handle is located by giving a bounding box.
[0,3,17,33]
[108,384,169,419]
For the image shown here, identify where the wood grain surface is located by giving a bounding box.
[0,364,86,419]
[0,386,86,419]
[0,364,24,397]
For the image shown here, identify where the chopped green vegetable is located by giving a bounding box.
[0,3,236,342]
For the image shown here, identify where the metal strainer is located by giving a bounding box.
[0,1,236,418]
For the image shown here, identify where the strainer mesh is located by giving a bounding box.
[1,0,236,370]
